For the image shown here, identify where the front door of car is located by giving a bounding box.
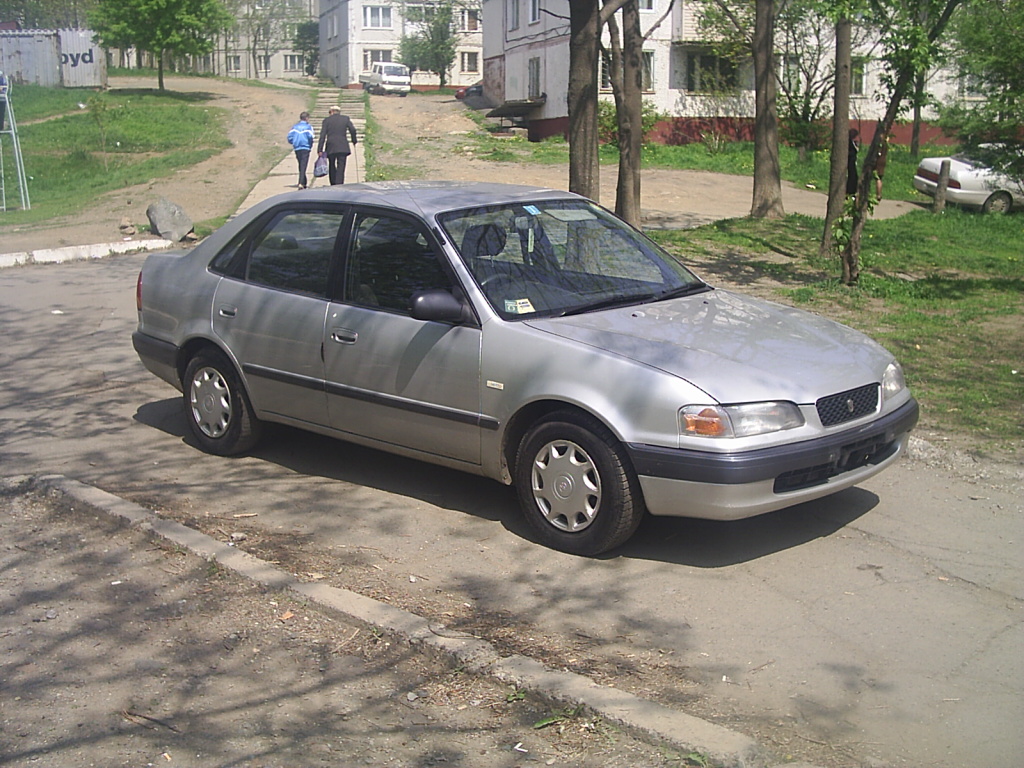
[212,209,344,426]
[323,210,483,466]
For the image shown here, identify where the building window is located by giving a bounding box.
[509,0,520,30]
[600,51,654,91]
[461,8,480,31]
[364,49,393,69]
[461,51,479,73]
[779,54,799,92]
[364,5,392,28]
[258,55,271,73]
[639,0,654,9]
[685,50,737,92]
[851,56,866,96]
[227,55,242,72]
[528,56,541,99]
[529,0,540,24]
[284,54,304,71]
[642,51,654,91]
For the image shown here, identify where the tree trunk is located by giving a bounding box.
[750,0,784,219]
[158,52,165,90]
[614,0,643,226]
[568,0,602,201]
[911,71,925,157]
[819,16,850,259]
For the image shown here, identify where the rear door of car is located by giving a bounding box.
[323,207,484,465]
[211,206,346,426]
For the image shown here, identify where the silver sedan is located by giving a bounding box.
[133,181,918,555]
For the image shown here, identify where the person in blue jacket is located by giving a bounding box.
[286,111,315,189]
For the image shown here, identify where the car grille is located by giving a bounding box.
[773,432,900,493]
[816,383,879,427]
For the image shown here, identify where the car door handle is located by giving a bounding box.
[331,328,358,344]
[218,305,237,318]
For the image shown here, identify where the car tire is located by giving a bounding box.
[515,411,645,556]
[982,191,1012,214]
[183,349,263,456]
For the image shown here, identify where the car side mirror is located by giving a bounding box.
[410,289,468,324]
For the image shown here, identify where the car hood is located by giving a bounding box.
[525,290,889,404]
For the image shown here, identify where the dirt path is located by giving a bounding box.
[365,91,917,228]
[1,76,312,254]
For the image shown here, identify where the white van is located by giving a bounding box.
[358,62,412,96]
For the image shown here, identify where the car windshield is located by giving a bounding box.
[383,64,409,76]
[439,199,707,319]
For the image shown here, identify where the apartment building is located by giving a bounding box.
[320,0,483,89]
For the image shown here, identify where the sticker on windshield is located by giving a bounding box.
[504,298,535,314]
[524,205,541,215]
[547,208,597,221]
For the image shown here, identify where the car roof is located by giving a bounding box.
[256,181,583,220]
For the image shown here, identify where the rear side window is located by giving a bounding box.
[211,210,345,298]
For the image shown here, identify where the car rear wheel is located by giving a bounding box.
[183,349,262,456]
[515,411,645,556]
[982,191,1012,214]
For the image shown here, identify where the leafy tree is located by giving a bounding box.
[89,0,233,90]
[399,1,458,88]
[839,0,963,284]
[937,0,1024,181]
[0,0,96,27]
[294,20,320,76]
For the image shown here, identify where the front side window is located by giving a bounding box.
[364,5,392,28]
[345,213,452,312]
[440,200,705,320]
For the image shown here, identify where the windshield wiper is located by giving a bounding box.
[557,292,657,317]
[656,282,711,301]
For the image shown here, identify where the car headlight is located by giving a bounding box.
[881,361,907,401]
[680,402,804,438]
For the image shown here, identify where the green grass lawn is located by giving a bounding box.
[1,84,230,225]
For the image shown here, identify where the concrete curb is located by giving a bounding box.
[0,238,178,269]
[37,473,793,768]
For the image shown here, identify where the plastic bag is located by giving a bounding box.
[313,153,328,178]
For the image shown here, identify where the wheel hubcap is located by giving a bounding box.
[531,439,601,533]
[190,366,232,439]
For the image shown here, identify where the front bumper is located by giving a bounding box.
[628,398,919,520]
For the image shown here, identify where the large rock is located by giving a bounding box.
[146,198,194,242]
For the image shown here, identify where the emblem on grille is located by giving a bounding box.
[846,398,856,413]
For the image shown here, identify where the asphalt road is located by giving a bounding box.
[1,251,1021,767]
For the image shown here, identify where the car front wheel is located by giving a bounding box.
[183,349,262,456]
[515,411,645,556]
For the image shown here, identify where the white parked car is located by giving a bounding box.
[913,151,1024,213]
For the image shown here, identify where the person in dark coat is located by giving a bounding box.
[846,128,860,197]
[317,105,358,185]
